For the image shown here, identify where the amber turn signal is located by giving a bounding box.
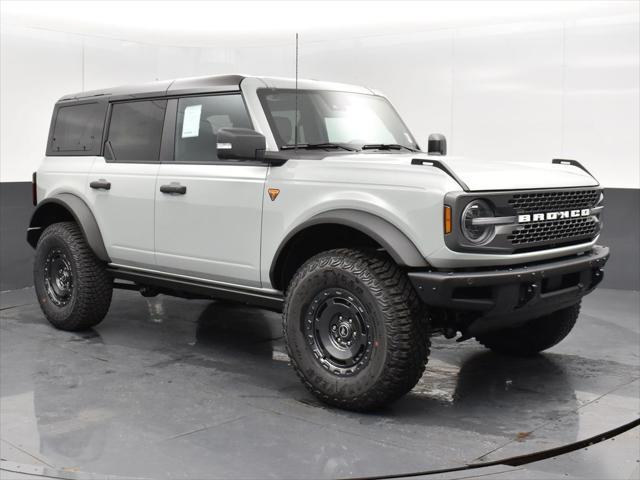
[268,188,280,201]
[444,205,452,234]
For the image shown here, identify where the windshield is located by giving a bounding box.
[258,89,419,151]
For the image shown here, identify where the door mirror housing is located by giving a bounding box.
[428,133,447,156]
[216,128,266,161]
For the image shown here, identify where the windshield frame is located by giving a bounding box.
[257,88,420,153]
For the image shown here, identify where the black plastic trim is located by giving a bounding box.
[269,209,428,288]
[159,183,187,195]
[89,180,111,190]
[408,246,609,332]
[159,98,178,163]
[27,194,110,262]
[108,266,283,311]
[552,158,599,185]
[411,158,470,191]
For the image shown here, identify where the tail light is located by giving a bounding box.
[32,172,37,206]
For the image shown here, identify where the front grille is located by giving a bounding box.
[444,187,603,254]
[506,188,601,250]
[509,216,599,247]
[508,189,600,213]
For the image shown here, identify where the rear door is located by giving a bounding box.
[87,99,166,268]
[154,94,267,287]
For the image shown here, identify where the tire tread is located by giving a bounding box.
[283,248,430,411]
[35,221,112,331]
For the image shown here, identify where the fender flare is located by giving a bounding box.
[27,193,110,262]
[269,209,428,287]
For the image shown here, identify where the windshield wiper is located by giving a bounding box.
[280,143,357,151]
[361,144,418,152]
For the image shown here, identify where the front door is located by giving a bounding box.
[154,94,267,287]
[87,99,167,268]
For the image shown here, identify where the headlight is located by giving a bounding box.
[461,200,495,244]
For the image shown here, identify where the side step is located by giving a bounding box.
[107,266,284,312]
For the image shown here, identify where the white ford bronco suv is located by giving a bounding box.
[29,74,609,410]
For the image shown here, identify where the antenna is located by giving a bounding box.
[294,32,299,149]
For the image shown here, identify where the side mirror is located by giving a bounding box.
[428,133,447,156]
[216,128,266,160]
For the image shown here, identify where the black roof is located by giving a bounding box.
[58,74,246,103]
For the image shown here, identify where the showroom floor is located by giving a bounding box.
[1,287,638,480]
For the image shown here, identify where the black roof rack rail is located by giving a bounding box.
[412,158,470,191]
[552,159,599,185]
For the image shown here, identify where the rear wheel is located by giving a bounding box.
[283,248,430,411]
[476,303,580,357]
[34,222,112,331]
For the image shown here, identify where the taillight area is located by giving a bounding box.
[32,172,37,206]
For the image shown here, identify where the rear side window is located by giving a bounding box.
[50,102,105,155]
[106,100,167,162]
[174,94,251,162]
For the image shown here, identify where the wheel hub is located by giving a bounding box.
[43,248,73,307]
[304,289,374,376]
[337,322,352,339]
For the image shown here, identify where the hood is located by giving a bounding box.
[430,156,599,191]
[320,153,599,191]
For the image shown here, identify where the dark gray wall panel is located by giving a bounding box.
[0,182,34,291]
[597,188,640,290]
[0,182,638,291]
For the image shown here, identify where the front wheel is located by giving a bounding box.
[476,303,580,357]
[283,249,430,411]
[34,221,113,331]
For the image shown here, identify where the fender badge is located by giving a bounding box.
[268,188,280,201]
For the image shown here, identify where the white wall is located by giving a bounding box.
[294,16,640,189]
[1,11,638,188]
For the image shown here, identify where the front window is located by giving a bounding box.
[174,94,252,162]
[258,89,418,152]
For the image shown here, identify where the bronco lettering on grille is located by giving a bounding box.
[518,209,591,223]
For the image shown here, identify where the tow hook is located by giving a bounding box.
[519,282,539,307]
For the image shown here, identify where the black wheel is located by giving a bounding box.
[476,303,580,357]
[34,222,113,331]
[283,248,430,411]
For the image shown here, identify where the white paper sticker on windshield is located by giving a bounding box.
[181,105,202,138]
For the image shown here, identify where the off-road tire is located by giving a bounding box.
[34,221,112,331]
[476,303,580,357]
[283,248,430,411]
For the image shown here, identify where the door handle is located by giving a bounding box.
[160,183,187,195]
[90,179,111,190]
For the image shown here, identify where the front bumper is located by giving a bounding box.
[408,245,609,333]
